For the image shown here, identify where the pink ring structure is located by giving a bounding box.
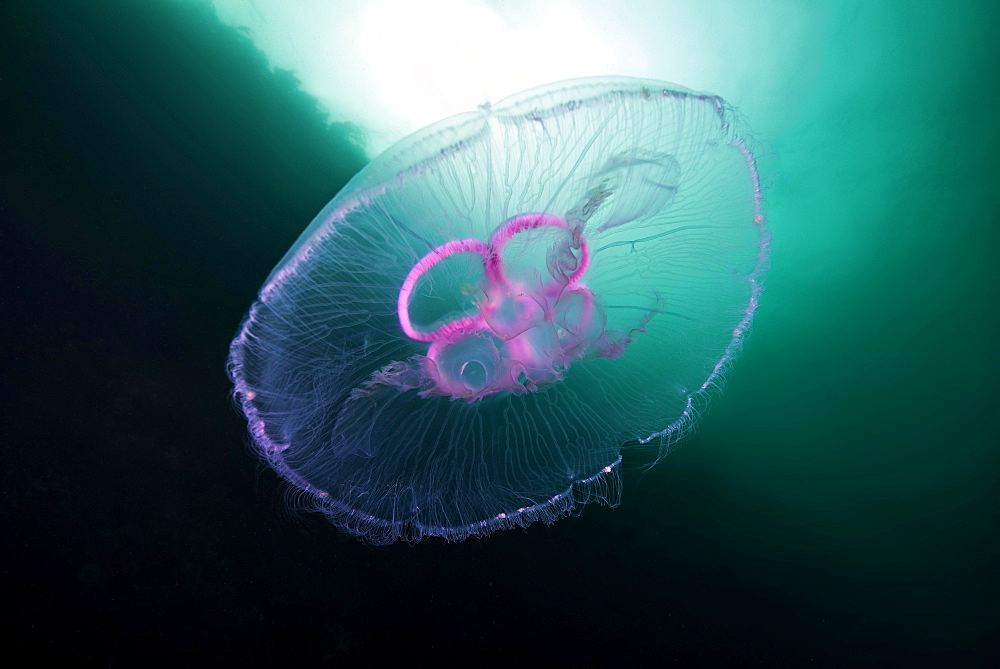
[484,213,590,286]
[397,214,589,342]
[393,213,620,401]
[397,237,490,342]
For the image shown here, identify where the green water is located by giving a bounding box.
[2,0,996,663]
[646,2,1000,658]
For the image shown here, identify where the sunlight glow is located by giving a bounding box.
[209,0,818,155]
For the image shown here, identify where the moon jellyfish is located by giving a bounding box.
[228,77,769,544]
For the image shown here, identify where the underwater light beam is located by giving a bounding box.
[209,0,690,154]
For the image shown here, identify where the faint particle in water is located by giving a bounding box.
[228,76,769,544]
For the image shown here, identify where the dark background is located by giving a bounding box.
[2,1,997,664]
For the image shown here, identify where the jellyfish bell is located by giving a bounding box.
[228,76,769,544]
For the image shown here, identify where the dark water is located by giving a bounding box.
[2,1,996,664]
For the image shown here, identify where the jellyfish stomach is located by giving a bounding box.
[385,213,634,401]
